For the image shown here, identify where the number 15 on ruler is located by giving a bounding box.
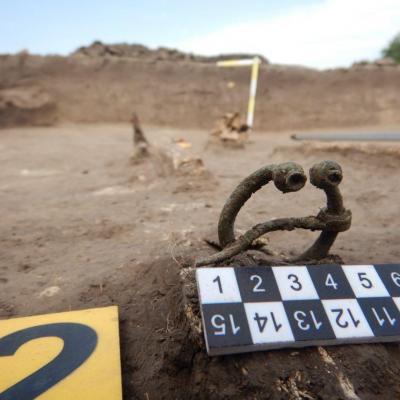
[211,314,240,335]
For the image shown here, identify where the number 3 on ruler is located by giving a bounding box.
[288,274,302,291]
[0,323,97,400]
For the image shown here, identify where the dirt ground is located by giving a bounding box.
[1,123,400,399]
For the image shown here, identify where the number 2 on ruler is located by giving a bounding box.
[250,275,266,292]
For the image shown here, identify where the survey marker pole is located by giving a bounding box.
[216,57,261,129]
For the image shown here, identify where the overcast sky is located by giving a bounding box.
[1,0,399,69]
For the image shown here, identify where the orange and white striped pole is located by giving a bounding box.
[217,57,261,129]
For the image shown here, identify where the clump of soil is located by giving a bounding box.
[79,248,400,400]
[207,112,250,149]
[352,57,399,69]
[0,85,57,128]
[130,113,211,180]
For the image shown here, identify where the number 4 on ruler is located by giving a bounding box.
[325,273,338,290]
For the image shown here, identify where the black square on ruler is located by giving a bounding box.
[374,264,400,297]
[357,297,400,337]
[235,266,281,302]
[201,303,253,350]
[307,264,355,299]
[283,300,335,341]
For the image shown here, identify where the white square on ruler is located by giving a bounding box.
[393,297,400,312]
[244,302,294,344]
[272,266,319,300]
[342,265,389,298]
[322,299,373,338]
[196,267,242,304]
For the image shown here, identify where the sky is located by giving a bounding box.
[1,0,399,69]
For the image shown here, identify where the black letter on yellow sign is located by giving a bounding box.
[0,323,98,400]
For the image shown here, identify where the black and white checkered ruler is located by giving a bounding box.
[196,264,400,356]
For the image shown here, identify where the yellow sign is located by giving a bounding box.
[0,306,122,400]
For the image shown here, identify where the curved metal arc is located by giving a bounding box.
[196,160,352,267]
[297,160,350,260]
[218,162,307,248]
[196,216,325,267]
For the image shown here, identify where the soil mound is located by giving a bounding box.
[352,57,398,69]
[1,43,399,129]
[79,252,400,400]
[274,142,400,168]
[0,85,57,128]
[72,40,268,64]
